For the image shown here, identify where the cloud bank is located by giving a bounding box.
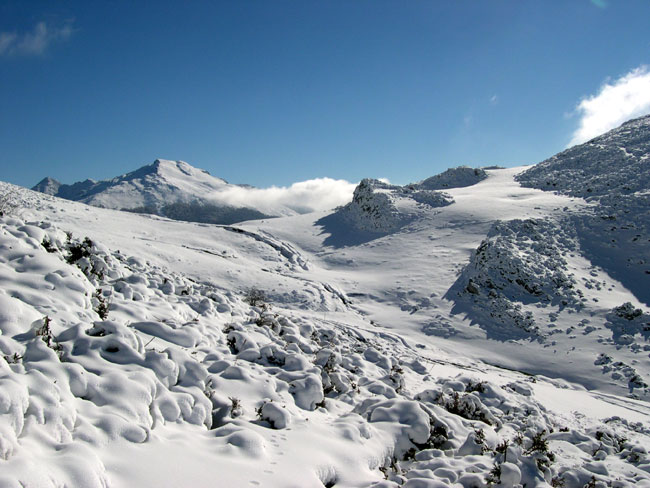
[0,21,73,56]
[212,177,357,214]
[569,66,650,146]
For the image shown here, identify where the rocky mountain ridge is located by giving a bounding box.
[33,159,276,224]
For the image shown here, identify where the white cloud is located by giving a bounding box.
[569,66,650,146]
[0,32,18,54]
[211,177,357,214]
[0,21,73,56]
[489,94,498,105]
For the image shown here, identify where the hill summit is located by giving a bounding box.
[33,159,282,224]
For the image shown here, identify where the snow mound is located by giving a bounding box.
[340,179,403,232]
[414,166,488,190]
[446,218,581,340]
[339,179,453,233]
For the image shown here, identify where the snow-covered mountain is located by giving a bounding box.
[517,114,650,305]
[32,159,292,224]
[2,117,650,487]
[516,114,650,198]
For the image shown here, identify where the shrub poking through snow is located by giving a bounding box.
[495,439,509,460]
[525,430,555,471]
[465,380,487,394]
[66,236,93,264]
[486,463,501,485]
[41,236,57,253]
[229,396,243,417]
[474,428,489,454]
[3,352,22,364]
[35,316,63,359]
[551,475,566,487]
[389,363,405,393]
[93,289,110,320]
[443,391,494,425]
[525,430,551,456]
[245,287,267,307]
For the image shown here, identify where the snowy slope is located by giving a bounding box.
[412,166,488,190]
[2,125,650,488]
[32,159,293,224]
[253,162,650,402]
[516,115,650,306]
[516,114,650,198]
[2,180,650,488]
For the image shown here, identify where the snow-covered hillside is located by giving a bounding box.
[2,180,650,488]
[2,120,650,488]
[517,114,650,305]
[412,166,488,191]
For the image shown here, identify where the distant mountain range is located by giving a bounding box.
[32,159,291,225]
[33,159,493,227]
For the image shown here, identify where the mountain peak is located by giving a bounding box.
[517,112,650,199]
[33,177,61,195]
[31,158,282,224]
[147,159,213,179]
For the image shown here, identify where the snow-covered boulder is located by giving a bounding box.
[258,401,291,429]
[339,179,453,233]
[289,374,324,410]
[446,218,580,339]
[340,179,403,232]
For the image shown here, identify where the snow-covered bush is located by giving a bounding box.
[256,401,291,429]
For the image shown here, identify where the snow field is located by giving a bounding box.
[1,205,649,486]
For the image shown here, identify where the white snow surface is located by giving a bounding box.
[2,154,650,487]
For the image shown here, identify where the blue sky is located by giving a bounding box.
[1,0,650,189]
